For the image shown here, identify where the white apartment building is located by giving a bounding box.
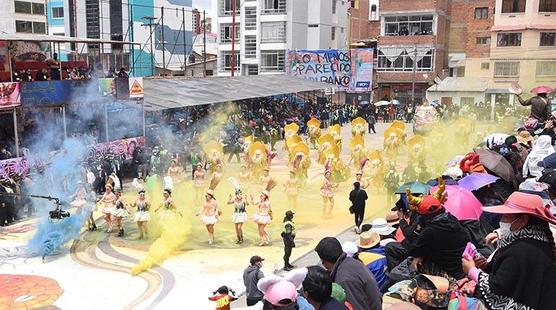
[0,0,48,36]
[217,0,349,76]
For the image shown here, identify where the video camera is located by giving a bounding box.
[49,206,70,220]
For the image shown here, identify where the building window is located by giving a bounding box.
[384,15,434,36]
[15,20,32,33]
[245,36,257,58]
[476,37,491,44]
[33,21,46,33]
[539,0,556,12]
[220,0,240,16]
[497,33,522,46]
[461,97,475,105]
[14,1,32,14]
[540,32,556,46]
[221,52,240,71]
[370,5,378,21]
[494,62,520,77]
[536,61,556,76]
[245,7,257,30]
[308,24,319,28]
[331,27,336,40]
[260,50,285,72]
[247,65,259,75]
[52,7,64,18]
[261,22,286,43]
[475,7,489,19]
[220,24,240,43]
[32,2,44,15]
[262,0,286,14]
[501,0,526,13]
[377,48,435,72]
[332,0,337,14]
[481,62,490,70]
[189,54,196,63]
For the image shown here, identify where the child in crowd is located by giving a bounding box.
[208,286,238,310]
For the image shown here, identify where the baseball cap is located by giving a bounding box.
[250,255,265,265]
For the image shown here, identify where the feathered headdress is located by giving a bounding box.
[406,177,447,215]
[228,176,241,193]
[262,177,277,198]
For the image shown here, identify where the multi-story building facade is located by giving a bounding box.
[429,0,555,107]
[0,0,48,36]
[50,0,194,77]
[349,0,380,46]
[192,8,201,34]
[375,0,451,105]
[488,0,556,94]
[216,0,348,76]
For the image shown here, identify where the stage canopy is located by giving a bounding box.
[142,75,337,111]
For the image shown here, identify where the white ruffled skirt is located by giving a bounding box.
[134,211,150,222]
[112,208,129,218]
[252,214,271,225]
[232,212,247,223]
[202,215,218,225]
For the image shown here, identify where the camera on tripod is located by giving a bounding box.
[49,206,70,220]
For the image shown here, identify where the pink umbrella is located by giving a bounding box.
[431,185,483,221]
[530,85,554,94]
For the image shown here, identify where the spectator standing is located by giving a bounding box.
[349,182,368,234]
[243,255,265,306]
[315,237,382,310]
[47,52,60,80]
[117,67,129,78]
[35,68,50,81]
[367,114,376,134]
[282,210,296,271]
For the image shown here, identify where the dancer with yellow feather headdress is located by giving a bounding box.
[383,125,405,159]
[289,141,311,187]
[307,118,321,149]
[351,117,368,137]
[283,122,299,152]
[247,141,270,182]
[365,150,385,190]
[328,124,342,149]
[350,134,366,170]
[318,133,335,165]
[204,140,224,175]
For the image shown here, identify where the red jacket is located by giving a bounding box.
[208,294,237,310]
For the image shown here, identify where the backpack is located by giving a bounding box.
[448,278,487,310]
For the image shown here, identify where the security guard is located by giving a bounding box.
[281,210,296,271]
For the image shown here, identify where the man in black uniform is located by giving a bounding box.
[282,210,296,271]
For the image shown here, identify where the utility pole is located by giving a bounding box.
[141,16,158,76]
[231,0,236,77]
[411,45,417,106]
[182,7,187,77]
[161,7,166,72]
[203,10,207,77]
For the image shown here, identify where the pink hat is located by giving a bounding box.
[486,192,556,225]
[257,269,306,307]
[263,280,297,307]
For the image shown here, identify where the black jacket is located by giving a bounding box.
[408,212,470,279]
[349,188,368,212]
[477,227,556,310]
[330,253,382,310]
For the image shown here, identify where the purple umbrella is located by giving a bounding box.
[458,172,499,191]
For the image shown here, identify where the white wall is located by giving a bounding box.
[0,2,16,33]
[426,91,485,106]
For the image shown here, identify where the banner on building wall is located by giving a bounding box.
[98,78,115,96]
[128,77,144,98]
[286,49,374,92]
[85,136,146,161]
[0,82,21,108]
[20,81,72,106]
[0,136,146,178]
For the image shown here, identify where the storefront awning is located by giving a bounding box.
[142,75,338,111]
[427,77,488,92]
